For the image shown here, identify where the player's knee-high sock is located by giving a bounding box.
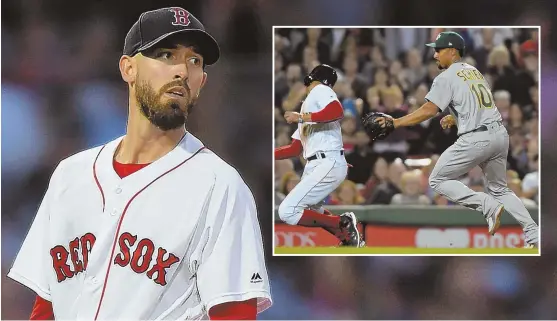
[297,209,341,228]
[317,209,346,239]
[490,189,539,244]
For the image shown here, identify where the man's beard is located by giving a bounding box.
[135,80,197,131]
[436,60,445,70]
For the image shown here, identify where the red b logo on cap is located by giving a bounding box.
[170,8,190,26]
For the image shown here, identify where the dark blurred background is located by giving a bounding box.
[2,0,556,319]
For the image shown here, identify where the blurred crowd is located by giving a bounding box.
[275,28,539,209]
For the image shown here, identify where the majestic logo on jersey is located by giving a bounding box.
[250,273,263,284]
[50,233,96,282]
[114,232,180,286]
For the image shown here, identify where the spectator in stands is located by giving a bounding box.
[523,84,538,121]
[507,128,530,178]
[281,80,305,112]
[341,112,369,155]
[362,45,388,84]
[275,53,285,84]
[302,46,319,74]
[405,83,431,154]
[391,169,431,205]
[488,45,519,98]
[372,86,410,161]
[333,79,350,100]
[527,137,538,165]
[526,117,538,143]
[364,85,382,114]
[294,28,330,68]
[470,28,497,73]
[424,59,439,88]
[335,33,358,68]
[341,55,368,99]
[463,56,477,68]
[493,90,511,124]
[275,159,294,191]
[329,180,365,205]
[276,63,303,107]
[513,40,538,106]
[368,67,390,98]
[469,27,513,51]
[389,59,411,94]
[410,83,429,108]
[522,154,539,204]
[275,125,292,147]
[508,177,538,208]
[282,171,301,195]
[335,81,360,117]
[276,170,301,206]
[275,33,292,62]
[402,48,427,90]
[328,28,349,68]
[367,158,406,204]
[345,132,375,184]
[507,169,520,181]
[361,157,389,201]
[508,103,524,131]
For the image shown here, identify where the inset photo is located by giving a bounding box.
[273,27,540,256]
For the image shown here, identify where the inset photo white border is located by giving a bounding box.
[272,26,541,257]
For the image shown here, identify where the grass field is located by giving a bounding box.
[274,246,540,255]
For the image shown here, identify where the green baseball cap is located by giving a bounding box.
[426,31,465,52]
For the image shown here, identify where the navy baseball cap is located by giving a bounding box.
[426,31,466,52]
[123,7,220,65]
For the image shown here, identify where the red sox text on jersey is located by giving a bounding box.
[50,232,180,286]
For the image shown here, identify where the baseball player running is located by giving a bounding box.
[8,7,272,320]
[275,64,364,247]
[365,31,539,248]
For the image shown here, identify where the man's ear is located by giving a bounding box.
[198,71,208,97]
[119,55,137,84]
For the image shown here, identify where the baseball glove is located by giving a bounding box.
[362,112,395,141]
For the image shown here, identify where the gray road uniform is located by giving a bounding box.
[425,61,538,245]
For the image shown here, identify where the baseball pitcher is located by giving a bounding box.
[363,31,539,248]
[275,64,365,247]
[8,7,272,320]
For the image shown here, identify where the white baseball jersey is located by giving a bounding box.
[292,84,343,159]
[8,132,272,320]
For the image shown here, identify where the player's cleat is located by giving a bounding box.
[339,212,364,247]
[487,205,504,235]
[524,243,538,249]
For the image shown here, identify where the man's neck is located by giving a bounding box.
[448,57,463,69]
[115,104,187,164]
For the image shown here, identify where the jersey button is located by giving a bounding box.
[115,187,122,194]
[111,209,118,216]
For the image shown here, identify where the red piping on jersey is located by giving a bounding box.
[93,145,107,212]
[93,146,206,320]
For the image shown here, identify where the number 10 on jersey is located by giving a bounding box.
[469,83,494,109]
